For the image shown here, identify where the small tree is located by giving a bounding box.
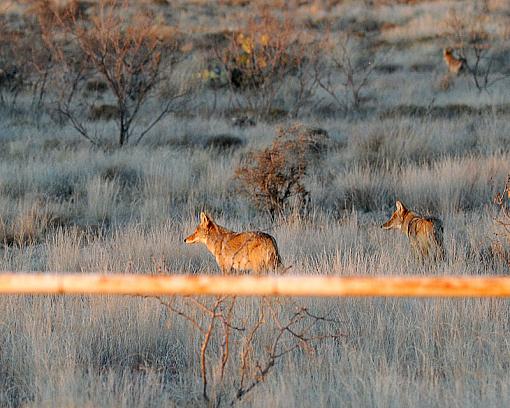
[217,11,318,120]
[234,124,329,218]
[40,0,188,147]
[315,32,387,112]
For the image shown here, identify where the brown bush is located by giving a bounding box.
[218,11,319,119]
[223,17,301,91]
[234,124,329,218]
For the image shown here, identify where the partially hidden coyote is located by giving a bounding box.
[184,212,284,274]
[381,200,445,261]
[443,47,466,75]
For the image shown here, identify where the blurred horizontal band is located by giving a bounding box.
[0,273,508,297]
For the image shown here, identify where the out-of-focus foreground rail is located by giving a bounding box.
[0,273,509,297]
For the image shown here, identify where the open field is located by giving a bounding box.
[1,0,510,406]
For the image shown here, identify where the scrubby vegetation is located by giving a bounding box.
[234,124,329,218]
[0,0,510,406]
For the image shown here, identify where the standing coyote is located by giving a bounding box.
[443,48,466,75]
[184,212,283,274]
[381,201,445,261]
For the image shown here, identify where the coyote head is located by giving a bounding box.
[443,47,454,57]
[184,212,218,244]
[381,200,408,230]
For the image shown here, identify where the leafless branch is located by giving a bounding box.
[158,293,344,405]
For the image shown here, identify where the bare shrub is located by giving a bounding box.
[217,11,319,119]
[445,8,510,92]
[157,295,343,404]
[316,32,387,112]
[39,0,189,147]
[234,124,329,218]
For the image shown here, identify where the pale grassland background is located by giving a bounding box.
[1,0,510,406]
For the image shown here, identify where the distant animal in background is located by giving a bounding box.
[381,200,445,261]
[443,47,466,75]
[184,212,284,274]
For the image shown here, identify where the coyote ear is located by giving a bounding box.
[200,212,210,224]
[396,200,406,213]
[200,212,215,226]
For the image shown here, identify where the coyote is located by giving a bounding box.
[184,212,283,274]
[443,48,465,75]
[381,200,445,261]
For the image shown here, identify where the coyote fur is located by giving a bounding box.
[381,200,445,261]
[443,47,465,75]
[184,212,284,274]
